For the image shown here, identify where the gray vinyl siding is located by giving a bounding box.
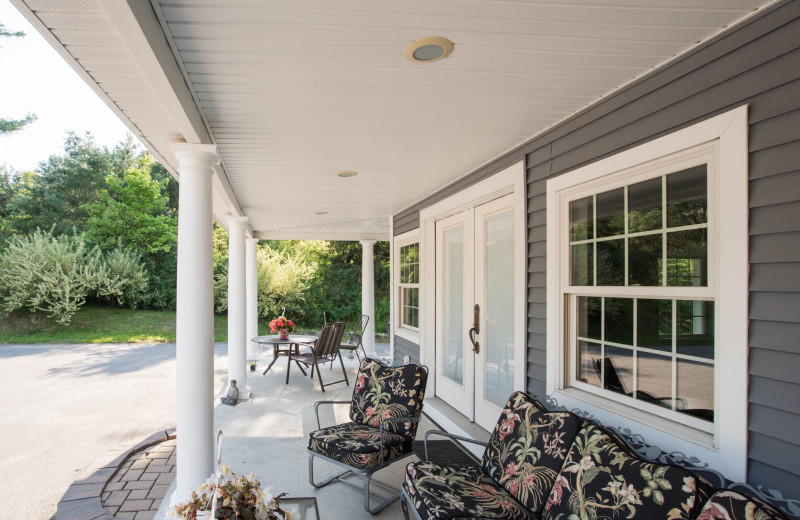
[394,335,420,365]
[393,0,800,496]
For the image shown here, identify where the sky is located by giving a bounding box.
[0,0,139,172]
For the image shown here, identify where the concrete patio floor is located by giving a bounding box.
[158,344,436,520]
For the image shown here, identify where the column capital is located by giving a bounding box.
[246,237,260,244]
[171,143,219,170]
[226,216,249,229]
[360,239,377,246]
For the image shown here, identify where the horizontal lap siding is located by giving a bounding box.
[394,335,420,365]
[392,0,800,496]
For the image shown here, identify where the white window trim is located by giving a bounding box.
[394,228,421,343]
[546,105,749,482]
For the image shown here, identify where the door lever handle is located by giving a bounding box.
[469,327,480,354]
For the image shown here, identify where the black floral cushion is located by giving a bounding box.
[481,391,581,515]
[543,424,711,520]
[308,422,412,469]
[697,490,789,520]
[404,460,534,520]
[350,358,428,438]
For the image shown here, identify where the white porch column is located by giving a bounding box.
[360,240,376,357]
[225,217,250,400]
[246,238,259,361]
[171,144,217,504]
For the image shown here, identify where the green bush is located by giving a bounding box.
[0,230,150,324]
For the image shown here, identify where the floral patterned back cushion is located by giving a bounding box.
[349,358,428,438]
[481,391,581,515]
[697,490,789,520]
[543,424,711,520]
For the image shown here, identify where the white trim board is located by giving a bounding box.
[545,105,749,482]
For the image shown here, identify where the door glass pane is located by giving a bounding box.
[442,227,464,385]
[484,211,515,406]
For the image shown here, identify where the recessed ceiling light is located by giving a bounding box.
[314,211,328,215]
[405,36,454,63]
[336,170,358,178]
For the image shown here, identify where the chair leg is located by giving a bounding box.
[314,358,325,392]
[308,453,352,488]
[286,351,292,384]
[339,352,349,386]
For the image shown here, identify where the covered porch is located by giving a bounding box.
[11,0,800,519]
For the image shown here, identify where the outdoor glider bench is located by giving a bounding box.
[402,391,796,520]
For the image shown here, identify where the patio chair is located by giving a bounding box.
[308,358,428,513]
[289,321,348,392]
[338,314,369,361]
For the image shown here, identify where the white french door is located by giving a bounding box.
[434,194,524,430]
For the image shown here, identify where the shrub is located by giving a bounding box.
[0,230,151,324]
[0,230,96,324]
[93,246,149,308]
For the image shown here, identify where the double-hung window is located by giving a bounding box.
[546,107,748,480]
[398,241,420,331]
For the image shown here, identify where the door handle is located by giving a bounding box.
[468,304,480,354]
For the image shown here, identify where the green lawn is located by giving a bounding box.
[0,305,232,344]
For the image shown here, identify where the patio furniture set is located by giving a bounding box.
[254,316,369,392]
[302,359,797,520]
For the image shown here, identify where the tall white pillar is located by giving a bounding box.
[225,217,250,400]
[171,143,217,504]
[360,240,376,357]
[246,238,259,361]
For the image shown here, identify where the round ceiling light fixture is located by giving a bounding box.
[336,170,358,178]
[404,36,454,63]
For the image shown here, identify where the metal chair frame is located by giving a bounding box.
[400,430,489,520]
[290,322,348,392]
[338,314,369,361]
[309,399,423,514]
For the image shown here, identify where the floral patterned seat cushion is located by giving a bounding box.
[308,422,413,469]
[543,424,712,520]
[481,391,581,515]
[697,490,789,520]
[350,358,428,438]
[404,461,535,520]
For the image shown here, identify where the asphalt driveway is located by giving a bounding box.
[0,342,229,519]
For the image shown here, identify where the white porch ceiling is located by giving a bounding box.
[12,0,770,239]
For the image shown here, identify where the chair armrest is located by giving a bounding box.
[313,400,352,430]
[378,416,422,465]
[423,430,489,461]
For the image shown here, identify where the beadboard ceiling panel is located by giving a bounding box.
[13,0,771,238]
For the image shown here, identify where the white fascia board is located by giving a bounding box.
[254,231,389,242]
[7,0,174,174]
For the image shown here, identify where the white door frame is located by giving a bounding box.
[419,161,526,410]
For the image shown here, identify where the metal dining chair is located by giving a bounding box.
[339,314,369,361]
[290,321,348,392]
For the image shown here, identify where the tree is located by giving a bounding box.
[12,132,113,234]
[0,22,36,135]
[83,157,177,253]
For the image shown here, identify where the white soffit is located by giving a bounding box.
[13,0,770,238]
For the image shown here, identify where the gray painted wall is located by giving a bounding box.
[394,335,420,366]
[393,0,800,495]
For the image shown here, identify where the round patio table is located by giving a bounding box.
[252,334,319,382]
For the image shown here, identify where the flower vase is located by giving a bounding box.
[280,328,288,340]
[250,365,256,372]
